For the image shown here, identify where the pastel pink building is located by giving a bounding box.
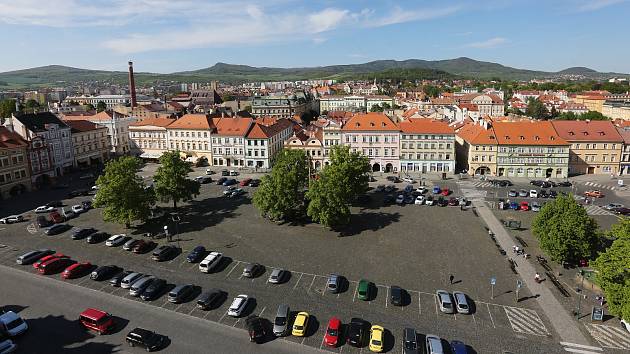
[341,113,400,173]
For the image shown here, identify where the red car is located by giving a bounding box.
[62,262,92,279]
[324,317,341,347]
[79,308,116,334]
[33,254,68,269]
[38,257,76,275]
[49,211,64,224]
[519,201,530,211]
[584,190,604,198]
[132,240,156,254]
[239,178,252,187]
[441,188,450,196]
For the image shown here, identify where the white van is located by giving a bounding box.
[199,252,222,273]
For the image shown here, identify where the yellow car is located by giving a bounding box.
[369,325,384,352]
[292,312,309,337]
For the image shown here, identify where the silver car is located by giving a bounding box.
[425,334,444,354]
[326,274,340,293]
[436,290,454,314]
[268,269,287,284]
[120,272,144,289]
[273,304,290,336]
[129,276,155,297]
[453,291,470,314]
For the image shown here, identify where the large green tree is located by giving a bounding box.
[532,194,600,264]
[555,110,610,121]
[253,149,309,221]
[306,145,370,228]
[96,101,107,112]
[0,99,17,120]
[153,151,200,209]
[93,156,154,228]
[593,219,630,321]
[525,98,548,119]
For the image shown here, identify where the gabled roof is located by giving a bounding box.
[342,112,399,132]
[212,117,253,136]
[616,127,630,143]
[493,121,568,146]
[65,120,106,133]
[129,117,175,128]
[456,122,497,145]
[167,114,215,130]
[13,112,68,132]
[0,126,28,149]
[399,119,455,135]
[246,119,293,139]
[552,120,623,142]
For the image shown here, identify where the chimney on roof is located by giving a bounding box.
[128,61,137,108]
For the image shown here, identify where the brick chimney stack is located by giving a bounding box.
[128,61,137,108]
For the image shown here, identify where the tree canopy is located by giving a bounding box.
[93,156,154,228]
[306,145,370,228]
[96,101,107,112]
[554,110,610,121]
[0,99,17,121]
[253,149,309,221]
[525,98,548,119]
[531,194,600,264]
[153,151,200,209]
[593,219,630,321]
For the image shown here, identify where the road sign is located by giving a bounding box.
[516,280,522,289]
[490,277,496,285]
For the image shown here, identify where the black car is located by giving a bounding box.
[245,315,267,343]
[383,194,395,205]
[216,177,227,185]
[68,189,90,198]
[347,318,367,347]
[110,270,133,287]
[81,200,93,210]
[46,200,63,207]
[126,327,167,352]
[549,190,558,198]
[168,284,195,303]
[90,265,122,280]
[71,227,97,240]
[386,176,400,183]
[248,179,260,187]
[186,246,206,263]
[221,169,229,176]
[45,224,70,236]
[437,197,448,207]
[539,190,549,198]
[37,215,51,228]
[196,289,223,310]
[223,178,237,186]
[530,180,543,187]
[614,207,630,216]
[499,180,513,187]
[557,181,572,187]
[140,278,167,301]
[390,286,404,306]
[86,232,109,244]
[151,245,178,261]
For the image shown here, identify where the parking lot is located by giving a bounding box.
[0,167,578,353]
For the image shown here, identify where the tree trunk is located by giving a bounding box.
[173,200,177,210]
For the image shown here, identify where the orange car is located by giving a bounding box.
[584,190,604,198]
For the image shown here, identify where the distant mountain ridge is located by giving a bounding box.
[0,57,627,88]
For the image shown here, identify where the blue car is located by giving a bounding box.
[509,201,519,210]
[186,246,206,263]
[450,340,468,354]
[432,186,441,194]
[222,179,237,186]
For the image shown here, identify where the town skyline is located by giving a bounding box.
[0,0,629,73]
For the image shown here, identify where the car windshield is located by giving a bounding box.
[405,340,417,349]
[5,318,24,330]
[274,317,286,326]
[294,325,303,330]
[372,339,382,345]
[327,328,338,336]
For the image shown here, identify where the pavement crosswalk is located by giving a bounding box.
[560,341,603,354]
[583,181,616,191]
[470,181,493,188]
[503,306,550,336]
[584,323,630,350]
[582,205,616,216]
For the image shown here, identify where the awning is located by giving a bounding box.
[139,152,163,159]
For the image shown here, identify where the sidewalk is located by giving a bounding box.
[473,200,593,347]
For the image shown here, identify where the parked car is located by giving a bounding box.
[196,289,223,310]
[425,196,435,206]
[227,294,249,317]
[71,204,85,214]
[508,190,518,197]
[414,195,424,205]
[125,327,167,352]
[390,285,404,306]
[347,317,367,347]
[82,200,93,210]
[383,194,395,205]
[531,202,541,212]
[240,178,252,186]
[447,197,459,206]
[62,262,92,279]
[132,240,156,253]
[425,334,444,354]
[140,278,167,301]
[453,291,470,314]
[129,276,156,297]
[229,188,245,198]
[441,188,450,196]
[229,170,239,176]
[168,284,195,303]
[152,245,178,261]
[248,179,260,187]
[323,317,341,347]
[549,190,558,198]
[71,227,96,240]
[557,181,572,187]
[432,186,441,194]
[244,315,267,343]
[216,177,227,185]
[519,201,530,211]
[186,246,206,263]
[47,211,64,224]
[45,224,70,236]
[326,274,341,293]
[38,257,76,275]
[120,272,145,289]
[386,176,400,183]
[437,196,448,207]
[450,340,469,354]
[358,279,372,301]
[16,249,54,265]
[34,206,56,213]
[195,176,212,184]
[402,176,414,183]
[33,254,68,269]
[199,252,223,273]
[90,265,122,280]
[0,311,28,336]
[509,201,519,210]
[79,308,116,334]
[584,190,604,198]
[272,304,290,336]
[205,169,215,175]
[395,194,405,205]
[268,269,288,284]
[614,207,630,216]
[518,189,528,197]
[109,270,133,287]
[105,234,129,247]
[122,238,141,251]
[369,325,385,352]
[292,312,309,337]
[402,327,418,354]
[86,232,109,244]
[223,178,237,186]
[539,190,549,198]
[223,186,237,195]
[242,263,263,278]
[384,185,395,193]
[604,203,624,211]
[36,215,51,228]
[529,190,538,198]
[436,290,455,314]
[375,185,385,192]
[221,169,229,176]
[0,338,16,353]
[0,215,23,224]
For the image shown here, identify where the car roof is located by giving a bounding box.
[80,308,108,320]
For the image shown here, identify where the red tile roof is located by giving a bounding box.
[493,121,568,146]
[552,120,622,142]
[0,126,28,149]
[167,114,215,130]
[456,122,497,145]
[400,119,455,134]
[212,117,253,136]
[65,120,106,133]
[129,117,175,128]
[342,112,399,132]
[246,119,293,139]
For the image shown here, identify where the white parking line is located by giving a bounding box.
[258,306,266,317]
[224,262,240,279]
[75,277,91,286]
[486,303,496,328]
[233,318,240,327]
[174,303,184,312]
[434,295,438,315]
[218,309,229,323]
[292,273,304,290]
[301,336,306,345]
[418,293,422,315]
[352,282,359,302]
[160,299,170,308]
[319,333,326,350]
[306,275,317,293]
[188,306,197,315]
[385,287,388,308]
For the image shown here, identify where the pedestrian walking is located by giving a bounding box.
[449,274,454,284]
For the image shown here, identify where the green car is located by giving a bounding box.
[357,279,371,301]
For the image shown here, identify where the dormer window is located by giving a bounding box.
[355,123,360,127]
[381,122,386,127]
[582,131,588,136]
[519,136,525,140]
[535,136,540,140]
[550,136,555,140]
[370,122,375,127]
[568,131,575,136]
[598,131,605,136]
[505,136,510,140]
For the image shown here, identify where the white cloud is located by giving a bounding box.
[577,0,628,11]
[363,5,461,27]
[466,37,508,49]
[308,8,349,33]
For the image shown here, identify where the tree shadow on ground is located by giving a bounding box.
[335,211,401,237]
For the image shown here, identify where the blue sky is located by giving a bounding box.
[0,0,629,74]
